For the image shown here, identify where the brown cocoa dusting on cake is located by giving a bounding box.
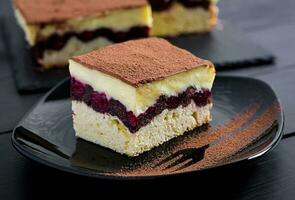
[72,38,214,87]
[14,0,147,24]
[101,102,280,177]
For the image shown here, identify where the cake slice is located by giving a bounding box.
[69,38,215,156]
[13,0,152,69]
[149,0,218,36]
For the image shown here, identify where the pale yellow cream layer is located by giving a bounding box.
[69,60,215,115]
[14,5,152,46]
[151,2,218,36]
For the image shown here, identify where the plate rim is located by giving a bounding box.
[11,76,285,180]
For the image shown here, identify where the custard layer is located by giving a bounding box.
[151,3,218,36]
[69,60,215,115]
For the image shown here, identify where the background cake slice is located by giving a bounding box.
[14,0,152,69]
[149,0,218,36]
[69,38,215,157]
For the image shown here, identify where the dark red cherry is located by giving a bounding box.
[91,92,109,113]
[148,0,173,11]
[166,96,180,109]
[179,0,210,9]
[70,77,85,100]
[127,112,139,128]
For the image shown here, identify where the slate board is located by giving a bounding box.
[3,17,274,94]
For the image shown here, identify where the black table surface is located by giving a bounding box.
[1,0,295,199]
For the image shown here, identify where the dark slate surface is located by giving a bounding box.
[3,17,273,93]
[0,77,41,133]
[247,24,295,67]
[169,23,274,69]
[0,17,11,79]
[219,0,295,31]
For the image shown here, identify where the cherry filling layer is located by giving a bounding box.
[71,77,211,133]
[149,0,210,11]
[32,26,150,59]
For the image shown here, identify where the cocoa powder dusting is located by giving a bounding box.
[72,38,214,87]
[14,0,147,24]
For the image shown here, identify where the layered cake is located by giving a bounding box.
[149,0,218,36]
[69,38,215,156]
[13,0,152,69]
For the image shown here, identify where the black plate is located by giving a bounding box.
[2,15,274,93]
[12,76,284,179]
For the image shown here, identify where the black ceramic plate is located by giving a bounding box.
[12,76,284,179]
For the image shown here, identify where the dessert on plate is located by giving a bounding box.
[149,0,218,36]
[13,0,152,69]
[69,38,215,156]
